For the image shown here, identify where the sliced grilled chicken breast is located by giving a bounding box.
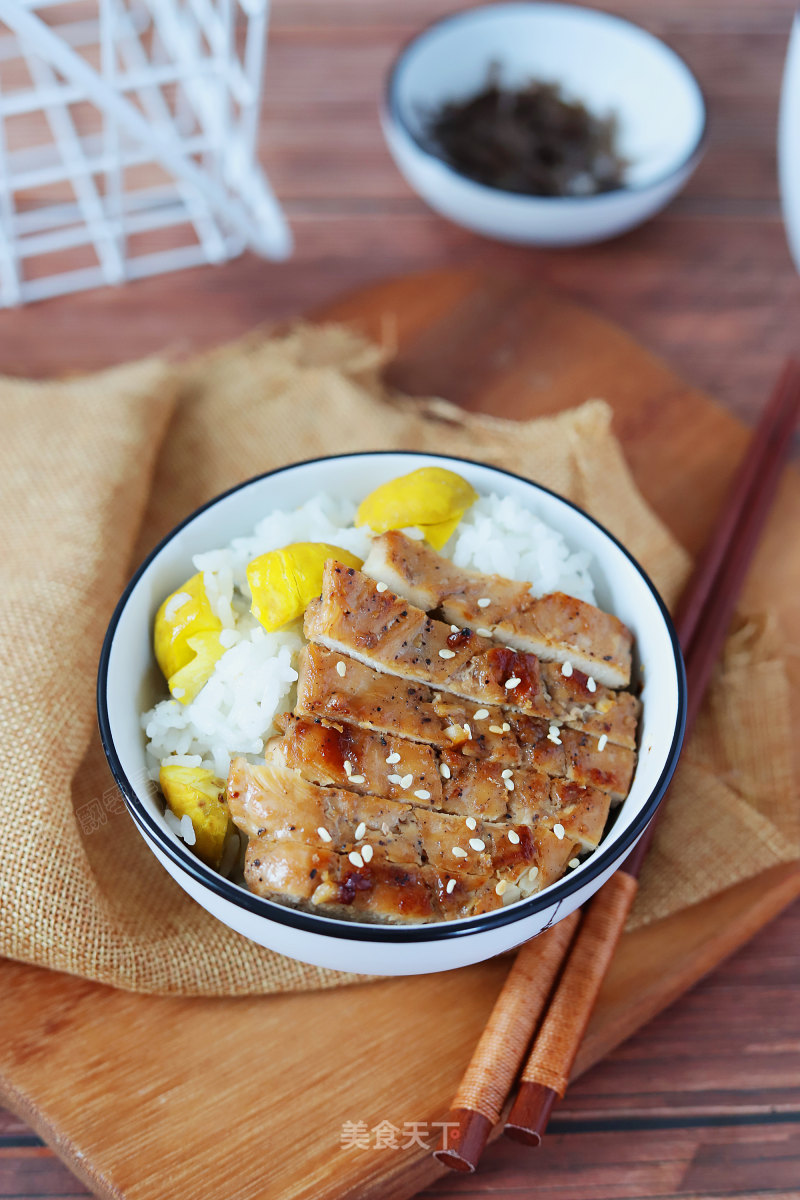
[363,531,633,688]
[304,562,635,729]
[296,642,638,758]
[270,715,612,844]
[228,758,580,922]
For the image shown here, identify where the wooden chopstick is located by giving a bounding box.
[672,360,800,654]
[504,359,800,1147]
[432,910,580,1172]
[433,361,800,1171]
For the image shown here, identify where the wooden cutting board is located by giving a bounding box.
[2,269,798,1200]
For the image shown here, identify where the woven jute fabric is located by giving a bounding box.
[0,324,797,996]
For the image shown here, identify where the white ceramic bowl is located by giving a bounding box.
[98,452,685,976]
[382,3,706,246]
[779,11,800,273]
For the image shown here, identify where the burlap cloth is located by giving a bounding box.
[1,325,797,997]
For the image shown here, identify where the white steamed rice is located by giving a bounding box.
[142,490,596,782]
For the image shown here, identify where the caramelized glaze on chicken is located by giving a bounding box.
[229,759,580,920]
[305,561,633,728]
[363,531,633,688]
[296,643,637,761]
[226,537,640,923]
[270,715,612,842]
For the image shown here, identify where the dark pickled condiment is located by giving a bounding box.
[422,74,628,197]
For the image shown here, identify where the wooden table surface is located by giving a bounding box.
[2,2,799,1198]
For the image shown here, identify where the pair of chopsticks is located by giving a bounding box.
[434,360,800,1173]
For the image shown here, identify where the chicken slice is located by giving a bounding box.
[242,837,437,920]
[264,720,611,850]
[228,758,416,861]
[270,713,443,806]
[297,642,637,761]
[243,835,502,922]
[363,531,633,688]
[561,728,636,802]
[227,760,581,919]
[305,561,554,719]
[541,664,640,750]
[294,643,448,746]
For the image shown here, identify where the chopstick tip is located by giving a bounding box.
[504,1081,558,1146]
[432,1108,493,1173]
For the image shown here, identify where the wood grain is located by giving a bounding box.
[1,267,799,1200]
[0,2,799,423]
[2,1,799,1198]
[2,898,799,1200]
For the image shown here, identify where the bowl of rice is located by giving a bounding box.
[98,452,685,976]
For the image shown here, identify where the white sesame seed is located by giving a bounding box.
[473,708,489,720]
[504,677,521,690]
[336,660,346,677]
[547,725,563,745]
[386,752,401,764]
[469,838,486,852]
[354,821,366,840]
[587,676,597,692]
[553,823,565,840]
[399,774,413,790]
[477,597,491,608]
[465,816,477,830]
[439,762,451,779]
[452,846,468,858]
[446,878,457,894]
[414,789,431,800]
[387,774,402,785]
[172,687,185,699]
[362,844,374,863]
[561,661,573,677]
[375,581,388,592]
[348,851,364,868]
[343,760,352,775]
[477,627,493,637]
[348,774,366,784]
[507,830,520,844]
[451,625,460,633]
[381,822,390,836]
[504,778,515,791]
[317,826,332,843]
[598,734,608,752]
[527,866,539,881]
[568,857,580,869]
[502,722,511,732]
[495,879,508,896]
[489,725,504,734]
[439,648,456,659]
[501,768,513,779]
[463,723,472,740]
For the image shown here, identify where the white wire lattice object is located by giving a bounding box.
[0,0,291,306]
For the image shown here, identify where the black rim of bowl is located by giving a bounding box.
[97,450,687,944]
[384,1,708,201]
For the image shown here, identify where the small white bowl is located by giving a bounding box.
[382,2,706,246]
[98,453,685,977]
